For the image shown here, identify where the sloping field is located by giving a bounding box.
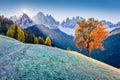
[0,35,120,80]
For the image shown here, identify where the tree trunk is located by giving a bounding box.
[87,48,90,57]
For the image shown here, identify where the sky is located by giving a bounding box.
[0,0,120,23]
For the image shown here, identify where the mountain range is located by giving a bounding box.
[8,12,120,68]
[10,12,120,36]
[32,12,59,29]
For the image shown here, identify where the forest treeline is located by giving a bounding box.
[0,16,51,46]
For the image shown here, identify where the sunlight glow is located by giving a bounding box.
[22,9,28,14]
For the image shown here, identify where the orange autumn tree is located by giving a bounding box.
[74,18,109,57]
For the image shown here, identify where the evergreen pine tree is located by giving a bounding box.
[34,37,38,44]
[0,16,13,35]
[0,25,8,35]
[25,31,34,43]
[38,36,44,44]
[67,47,71,51]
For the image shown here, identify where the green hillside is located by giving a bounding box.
[0,35,120,80]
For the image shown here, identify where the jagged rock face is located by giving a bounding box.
[10,13,34,29]
[61,16,84,28]
[59,16,84,36]
[32,12,59,29]
[101,20,120,31]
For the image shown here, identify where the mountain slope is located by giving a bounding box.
[25,24,78,51]
[110,27,120,35]
[0,35,120,80]
[90,33,120,68]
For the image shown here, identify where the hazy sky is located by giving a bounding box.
[0,0,120,23]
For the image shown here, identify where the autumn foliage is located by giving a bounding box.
[44,36,51,46]
[6,23,25,42]
[74,18,109,57]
